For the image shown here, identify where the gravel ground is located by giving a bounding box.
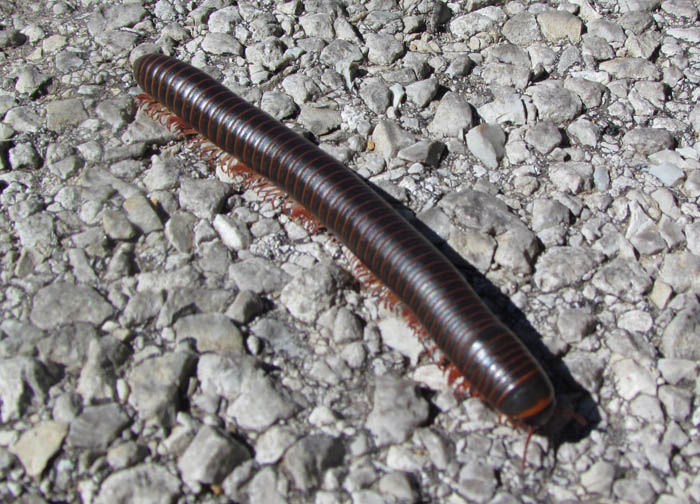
[1,0,700,503]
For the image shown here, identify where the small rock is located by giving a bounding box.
[95,463,180,504]
[282,435,345,491]
[365,375,429,446]
[127,352,196,427]
[10,421,67,477]
[178,425,250,488]
[428,91,473,137]
[30,282,114,330]
[648,163,684,186]
[466,124,506,169]
[67,403,130,450]
[537,11,583,43]
[611,358,656,400]
[662,302,700,360]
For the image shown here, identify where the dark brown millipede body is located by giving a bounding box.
[133,53,556,432]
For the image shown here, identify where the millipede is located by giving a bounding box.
[133,53,556,456]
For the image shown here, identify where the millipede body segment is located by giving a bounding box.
[133,53,555,430]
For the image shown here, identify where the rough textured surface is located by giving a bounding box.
[1,1,699,503]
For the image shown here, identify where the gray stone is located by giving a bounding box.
[592,258,652,301]
[96,97,134,131]
[36,323,97,373]
[95,463,180,504]
[250,317,306,358]
[658,385,692,422]
[165,211,196,254]
[502,12,541,46]
[536,11,581,43]
[143,156,180,191]
[378,316,423,365]
[365,375,429,446]
[30,282,114,330]
[612,478,655,504]
[213,214,251,251]
[457,456,497,503]
[466,124,506,169]
[76,336,130,403]
[178,425,250,488]
[449,7,506,39]
[127,352,196,426]
[587,18,626,45]
[198,353,257,402]
[580,460,615,495]
[174,313,244,354]
[649,163,684,186]
[446,55,474,78]
[280,263,347,324]
[45,99,88,131]
[366,33,404,65]
[4,106,41,133]
[0,357,54,422]
[8,142,41,170]
[662,303,700,360]
[397,140,445,167]
[48,155,83,180]
[534,246,603,292]
[478,96,526,125]
[611,359,656,400]
[10,421,68,477]
[226,290,264,324]
[299,12,334,39]
[405,78,439,108]
[532,199,571,232]
[659,251,700,293]
[494,226,539,274]
[378,471,418,503]
[282,435,345,491]
[440,189,525,235]
[245,466,286,504]
[178,178,231,219]
[567,118,600,147]
[245,38,287,72]
[254,425,298,465]
[14,213,57,252]
[201,32,243,56]
[319,39,363,66]
[528,82,583,124]
[524,121,562,154]
[557,309,596,344]
[600,57,661,80]
[447,229,496,273]
[333,307,363,344]
[372,120,415,160]
[298,105,341,136]
[103,209,137,240]
[549,162,594,194]
[564,78,606,109]
[360,80,392,114]
[481,63,531,90]
[106,441,148,470]
[226,373,298,430]
[67,403,130,450]
[428,92,473,137]
[124,193,163,234]
[582,35,615,61]
[260,91,298,121]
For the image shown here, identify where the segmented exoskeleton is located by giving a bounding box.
[133,53,555,434]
